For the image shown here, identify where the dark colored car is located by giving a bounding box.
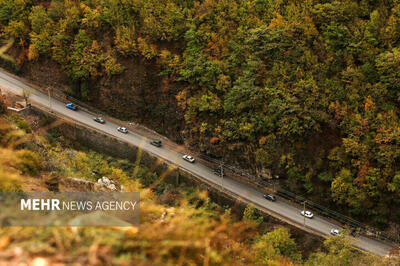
[213,169,226,177]
[263,194,276,202]
[65,103,78,111]
[93,117,105,124]
[150,139,162,147]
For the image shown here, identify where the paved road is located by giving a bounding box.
[0,69,395,256]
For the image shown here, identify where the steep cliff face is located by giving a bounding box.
[90,57,184,138]
[16,50,185,141]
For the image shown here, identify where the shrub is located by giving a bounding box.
[110,167,129,185]
[243,204,263,225]
[14,116,31,133]
[15,149,42,176]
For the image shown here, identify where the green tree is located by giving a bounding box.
[376,48,400,102]
[255,227,300,263]
[114,25,137,56]
[29,6,51,33]
[243,204,263,225]
[103,55,125,77]
[4,20,26,41]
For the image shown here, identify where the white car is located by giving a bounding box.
[330,229,341,236]
[300,210,314,218]
[182,155,195,163]
[117,127,128,134]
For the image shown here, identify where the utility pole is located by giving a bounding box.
[303,201,306,227]
[47,87,52,112]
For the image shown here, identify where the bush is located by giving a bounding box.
[110,167,129,184]
[7,113,31,133]
[16,149,42,176]
[243,204,263,225]
[140,172,159,188]
[15,117,31,133]
[255,228,301,263]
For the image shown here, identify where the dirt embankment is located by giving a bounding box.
[8,44,185,143]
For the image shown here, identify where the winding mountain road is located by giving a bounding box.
[0,69,395,256]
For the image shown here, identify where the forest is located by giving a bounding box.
[0,0,400,225]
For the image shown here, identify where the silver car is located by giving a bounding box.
[300,210,314,218]
[117,127,128,134]
[93,117,105,124]
[330,229,341,236]
[182,154,195,163]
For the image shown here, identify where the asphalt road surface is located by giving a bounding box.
[0,69,395,256]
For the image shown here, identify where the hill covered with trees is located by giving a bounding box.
[1,0,400,225]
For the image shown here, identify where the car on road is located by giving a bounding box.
[213,169,226,177]
[263,194,276,202]
[300,210,314,218]
[330,229,341,236]
[65,103,78,111]
[150,139,162,147]
[93,117,105,124]
[182,155,195,163]
[117,127,128,134]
